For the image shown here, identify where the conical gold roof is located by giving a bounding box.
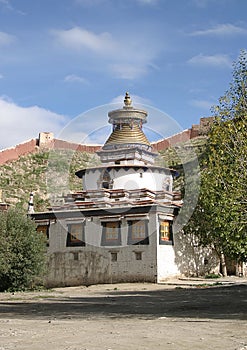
[104,123,151,146]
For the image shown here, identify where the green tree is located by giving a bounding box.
[0,208,46,291]
[184,50,247,276]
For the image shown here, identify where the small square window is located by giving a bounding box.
[135,252,142,260]
[111,252,118,262]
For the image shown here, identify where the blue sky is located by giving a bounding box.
[0,0,246,149]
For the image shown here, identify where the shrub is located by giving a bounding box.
[0,208,46,291]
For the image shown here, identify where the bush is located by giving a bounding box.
[0,208,46,291]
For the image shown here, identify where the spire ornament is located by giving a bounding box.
[124,92,132,107]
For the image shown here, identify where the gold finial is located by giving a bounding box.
[124,92,132,107]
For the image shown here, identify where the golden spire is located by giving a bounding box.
[124,92,132,107]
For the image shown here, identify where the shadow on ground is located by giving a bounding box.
[0,284,246,321]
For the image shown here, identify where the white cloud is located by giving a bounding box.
[0,31,15,46]
[190,24,247,36]
[0,74,3,79]
[0,97,68,150]
[0,93,156,150]
[52,27,115,54]
[64,74,88,84]
[188,53,232,68]
[0,94,180,149]
[189,99,214,110]
[52,26,161,80]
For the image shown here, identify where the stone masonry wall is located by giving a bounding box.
[152,129,193,152]
[0,139,38,165]
[0,136,101,165]
[0,117,213,165]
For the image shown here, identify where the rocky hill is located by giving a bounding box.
[0,149,100,211]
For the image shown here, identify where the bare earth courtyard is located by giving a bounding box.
[0,280,247,350]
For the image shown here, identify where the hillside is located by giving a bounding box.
[0,149,100,212]
[156,136,207,167]
[0,136,208,212]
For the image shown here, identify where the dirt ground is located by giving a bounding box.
[0,281,247,350]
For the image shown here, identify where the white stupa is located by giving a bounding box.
[75,93,175,201]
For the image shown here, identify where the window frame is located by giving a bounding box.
[36,224,49,247]
[66,222,85,247]
[101,221,121,246]
[159,220,173,245]
[101,169,112,189]
[127,220,149,245]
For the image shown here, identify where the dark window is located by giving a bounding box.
[101,222,121,246]
[128,220,149,245]
[73,252,79,260]
[111,252,118,262]
[37,225,49,247]
[67,223,85,247]
[159,221,173,245]
[102,182,109,189]
[101,169,111,189]
[135,251,142,260]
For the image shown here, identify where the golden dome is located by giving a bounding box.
[104,123,151,146]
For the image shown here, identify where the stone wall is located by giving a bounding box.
[152,116,214,152]
[152,129,193,152]
[0,117,213,165]
[0,139,38,165]
[52,139,101,154]
[0,134,101,165]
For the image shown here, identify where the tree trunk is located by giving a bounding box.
[237,261,244,277]
[220,252,227,277]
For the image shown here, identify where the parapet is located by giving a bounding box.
[38,132,54,147]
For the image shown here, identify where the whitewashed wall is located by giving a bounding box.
[82,167,172,192]
[45,212,158,287]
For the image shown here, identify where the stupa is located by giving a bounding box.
[75,92,175,197]
[32,93,185,287]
